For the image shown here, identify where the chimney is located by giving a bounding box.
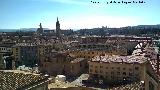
[157,54,159,75]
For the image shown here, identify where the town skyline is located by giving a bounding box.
[0,1,160,88]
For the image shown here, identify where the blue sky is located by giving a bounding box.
[0,0,160,29]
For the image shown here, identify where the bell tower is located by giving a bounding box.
[37,23,43,34]
[56,17,61,38]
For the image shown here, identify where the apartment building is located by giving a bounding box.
[0,43,15,69]
[132,42,160,76]
[12,43,38,68]
[67,49,127,59]
[89,54,160,90]
[39,52,88,76]
[89,55,147,82]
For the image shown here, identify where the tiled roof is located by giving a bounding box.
[70,58,85,63]
[0,70,48,90]
[110,81,143,90]
[91,55,148,64]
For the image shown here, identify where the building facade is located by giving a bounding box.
[67,49,127,59]
[88,54,160,90]
[39,52,88,76]
[88,42,160,90]
[0,43,15,70]
[12,43,38,68]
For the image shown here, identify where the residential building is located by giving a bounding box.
[0,43,15,70]
[67,49,127,59]
[88,54,160,90]
[12,43,38,68]
[132,42,160,76]
[39,51,88,76]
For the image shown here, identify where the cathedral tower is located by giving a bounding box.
[37,23,43,34]
[56,17,61,38]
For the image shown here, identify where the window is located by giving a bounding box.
[100,70,103,73]
[117,72,120,75]
[151,52,154,55]
[123,68,126,70]
[117,67,120,70]
[111,76,114,79]
[105,72,108,74]
[90,69,92,72]
[95,70,98,73]
[80,63,82,67]
[135,67,139,70]
[129,72,133,76]
[123,72,126,75]
[100,66,103,68]
[111,71,114,74]
[106,67,108,69]
[100,75,103,79]
[129,68,132,71]
[111,67,114,69]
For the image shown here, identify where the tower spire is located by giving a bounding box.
[37,23,43,34]
[39,23,42,28]
[57,17,58,22]
[56,17,61,40]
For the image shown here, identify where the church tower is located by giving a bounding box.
[56,17,61,38]
[37,23,43,34]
